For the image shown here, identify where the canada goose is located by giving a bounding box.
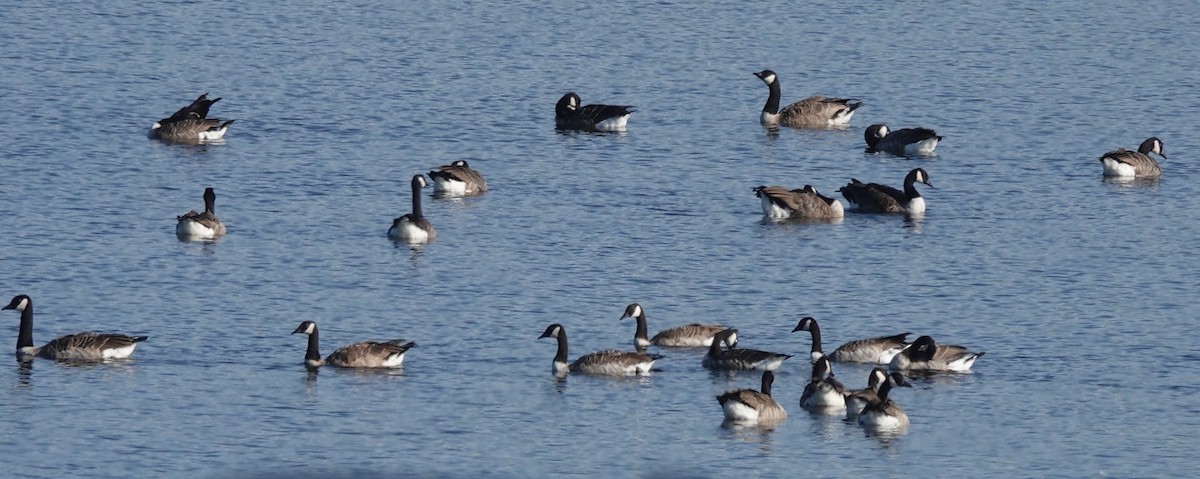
[150,93,235,143]
[619,303,729,348]
[716,370,787,425]
[858,372,913,430]
[702,329,792,371]
[3,295,148,361]
[846,368,888,419]
[428,160,487,196]
[1099,137,1165,178]
[864,124,943,156]
[291,320,414,369]
[837,167,933,215]
[791,316,909,364]
[753,70,862,128]
[388,175,436,243]
[889,335,984,372]
[538,323,661,376]
[798,357,847,411]
[176,187,227,239]
[752,185,845,219]
[554,92,636,132]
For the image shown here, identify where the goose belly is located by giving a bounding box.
[904,196,926,215]
[802,385,846,409]
[858,410,908,429]
[573,360,653,376]
[197,126,229,141]
[904,137,940,155]
[593,114,631,132]
[761,198,792,219]
[721,400,761,423]
[432,178,469,196]
[176,220,222,239]
[388,220,431,242]
[1101,158,1137,177]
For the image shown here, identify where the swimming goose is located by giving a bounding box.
[4,295,148,361]
[858,372,913,430]
[753,185,845,219]
[702,329,792,371]
[388,175,436,243]
[620,303,730,349]
[791,316,909,364]
[798,357,848,411]
[428,160,487,196]
[150,93,235,143]
[846,367,888,419]
[291,320,415,369]
[176,187,227,239]
[538,323,661,376]
[753,70,862,128]
[889,335,984,372]
[1099,137,1165,178]
[716,370,787,426]
[864,124,943,156]
[555,92,636,132]
[837,167,933,215]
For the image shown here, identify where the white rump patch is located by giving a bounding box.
[388,219,431,243]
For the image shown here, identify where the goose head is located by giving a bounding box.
[538,323,565,340]
[619,303,644,321]
[1139,137,1166,158]
[556,93,582,115]
[753,69,778,86]
[3,294,30,312]
[291,321,317,336]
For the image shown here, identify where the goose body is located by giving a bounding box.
[791,316,909,364]
[838,167,933,215]
[716,370,787,425]
[4,295,148,361]
[539,323,660,376]
[555,92,635,132]
[846,368,888,419]
[798,357,847,411]
[858,372,912,430]
[176,187,227,239]
[889,335,983,372]
[150,93,234,143]
[1099,137,1165,178]
[620,303,729,348]
[754,70,862,128]
[753,185,845,219]
[428,160,487,196]
[291,321,414,369]
[702,329,792,371]
[864,124,942,156]
[388,175,436,243]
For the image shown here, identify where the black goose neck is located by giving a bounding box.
[806,320,823,355]
[763,79,781,114]
[410,178,424,218]
[203,189,216,215]
[633,312,649,342]
[16,303,34,350]
[903,173,923,200]
[760,372,774,397]
[304,328,322,362]
[554,329,569,364]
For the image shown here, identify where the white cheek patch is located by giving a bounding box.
[763,73,776,84]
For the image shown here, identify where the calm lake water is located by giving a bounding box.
[2,1,1199,477]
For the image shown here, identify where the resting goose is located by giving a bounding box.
[838,167,933,215]
[428,160,487,196]
[846,368,888,419]
[716,370,787,426]
[388,175,436,243]
[620,303,729,349]
[291,320,414,369]
[753,70,862,128]
[798,357,847,411]
[4,294,148,361]
[538,323,661,376]
[176,187,227,239]
[864,124,943,156]
[1099,137,1165,178]
[753,185,845,219]
[791,316,909,364]
[554,92,636,132]
[858,372,913,430]
[889,335,984,372]
[150,93,235,143]
[702,329,792,371]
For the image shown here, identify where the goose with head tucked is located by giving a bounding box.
[538,323,661,376]
[702,329,792,371]
[176,187,227,240]
[846,367,888,419]
[4,295,148,361]
[889,335,983,372]
[753,185,845,220]
[1099,137,1165,178]
[291,321,415,369]
[388,174,436,243]
[716,370,787,426]
[791,316,910,364]
[428,160,487,196]
[864,124,943,156]
[620,303,729,349]
[555,92,636,132]
[150,93,235,143]
[838,167,933,215]
[858,372,913,430]
[798,356,847,411]
[753,70,862,128]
